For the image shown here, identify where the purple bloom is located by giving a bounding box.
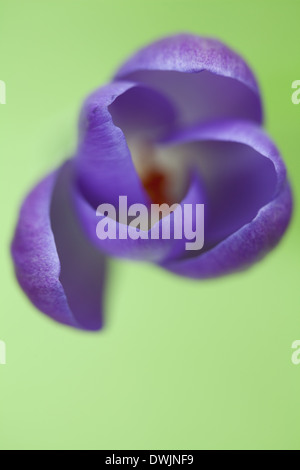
[11,34,293,331]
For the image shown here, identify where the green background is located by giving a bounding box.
[0,0,299,450]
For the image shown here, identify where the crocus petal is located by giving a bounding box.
[160,182,292,278]
[75,81,177,209]
[73,170,206,263]
[114,34,262,125]
[160,119,286,249]
[11,161,107,331]
[159,121,292,277]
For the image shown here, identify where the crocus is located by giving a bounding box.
[11,34,293,331]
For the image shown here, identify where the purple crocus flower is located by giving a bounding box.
[11,34,293,331]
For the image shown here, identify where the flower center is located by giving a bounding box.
[127,138,188,206]
[142,168,171,206]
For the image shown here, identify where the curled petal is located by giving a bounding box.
[159,121,293,277]
[11,161,107,330]
[161,119,286,191]
[161,119,288,248]
[161,183,292,278]
[115,34,263,125]
[75,81,177,208]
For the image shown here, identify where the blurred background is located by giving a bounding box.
[0,0,299,450]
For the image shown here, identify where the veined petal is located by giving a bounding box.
[161,183,292,278]
[75,81,177,208]
[159,120,293,277]
[11,161,107,331]
[114,34,263,125]
[160,119,288,248]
